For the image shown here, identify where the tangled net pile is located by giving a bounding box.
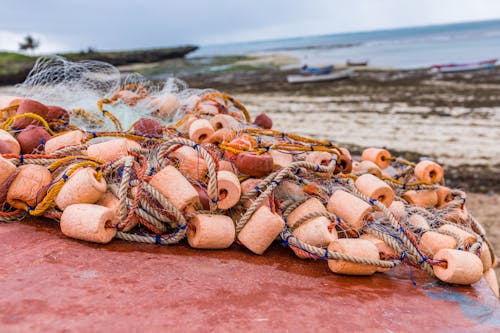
[0,57,497,290]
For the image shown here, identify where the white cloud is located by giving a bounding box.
[1,0,500,52]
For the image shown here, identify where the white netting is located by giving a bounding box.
[12,56,214,131]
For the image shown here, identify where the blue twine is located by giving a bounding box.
[271,180,280,187]
[91,132,97,138]
[149,167,156,176]
[408,265,417,287]
[117,167,123,177]
[19,154,24,164]
[155,234,161,244]
[254,185,261,192]
[62,173,69,181]
[281,233,293,247]
[368,198,376,205]
[321,248,329,260]
[193,143,199,150]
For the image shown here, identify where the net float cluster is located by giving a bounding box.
[0,87,498,297]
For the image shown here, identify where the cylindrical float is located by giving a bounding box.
[402,190,438,208]
[436,186,453,208]
[335,147,353,174]
[414,160,444,184]
[87,138,139,162]
[484,268,500,298]
[60,204,117,244]
[204,128,233,144]
[168,145,208,181]
[327,190,372,232]
[438,224,477,248]
[0,156,17,186]
[432,249,483,285]
[7,164,52,210]
[287,198,336,252]
[216,171,241,210]
[480,242,493,273]
[305,151,332,166]
[408,214,430,230]
[218,160,236,173]
[209,114,240,131]
[352,160,382,178]
[188,119,215,143]
[389,200,406,220]
[149,165,200,213]
[360,233,397,259]
[0,129,21,155]
[187,214,235,249]
[328,238,380,275]
[361,148,391,169]
[419,231,457,257]
[354,173,395,208]
[55,167,107,210]
[237,205,285,255]
[44,130,85,155]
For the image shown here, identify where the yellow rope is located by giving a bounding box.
[1,113,55,135]
[28,161,102,216]
[97,98,123,132]
[47,155,104,172]
[83,131,165,143]
[0,104,19,115]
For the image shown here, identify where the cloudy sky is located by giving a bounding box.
[1,0,500,53]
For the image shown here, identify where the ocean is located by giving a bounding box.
[191,19,500,69]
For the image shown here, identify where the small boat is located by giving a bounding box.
[287,69,353,84]
[431,59,497,73]
[347,59,368,67]
[300,64,334,75]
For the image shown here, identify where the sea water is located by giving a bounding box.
[192,19,500,69]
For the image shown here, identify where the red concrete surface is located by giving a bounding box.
[1,218,499,332]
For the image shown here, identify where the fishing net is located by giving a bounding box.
[0,56,496,288]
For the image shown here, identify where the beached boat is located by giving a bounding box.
[300,64,334,75]
[347,59,368,66]
[287,69,353,83]
[431,59,497,73]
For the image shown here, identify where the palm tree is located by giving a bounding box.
[19,35,40,54]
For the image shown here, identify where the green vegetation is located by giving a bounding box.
[0,52,36,77]
[0,45,198,85]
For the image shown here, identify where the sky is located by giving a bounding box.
[1,0,500,53]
